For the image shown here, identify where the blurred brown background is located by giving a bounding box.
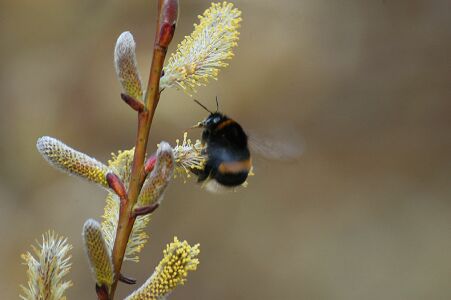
[1,0,451,299]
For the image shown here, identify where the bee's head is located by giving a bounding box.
[192,98,225,130]
[192,112,228,143]
[202,112,226,128]
[192,112,227,129]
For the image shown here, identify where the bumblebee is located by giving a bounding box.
[192,99,252,192]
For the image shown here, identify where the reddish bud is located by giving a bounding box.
[121,93,145,112]
[144,155,157,174]
[95,284,109,300]
[106,173,127,202]
[157,0,178,47]
[133,203,160,217]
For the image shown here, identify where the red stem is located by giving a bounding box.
[108,1,178,298]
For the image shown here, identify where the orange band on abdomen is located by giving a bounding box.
[218,159,252,174]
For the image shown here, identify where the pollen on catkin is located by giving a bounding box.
[114,31,144,101]
[172,132,206,182]
[160,2,242,93]
[137,142,175,207]
[101,149,150,262]
[124,237,200,300]
[36,136,111,188]
[20,231,73,300]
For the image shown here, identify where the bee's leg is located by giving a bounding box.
[196,171,209,182]
[200,166,218,190]
[197,162,212,182]
[200,177,212,189]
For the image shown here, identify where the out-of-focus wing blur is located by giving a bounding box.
[249,129,304,162]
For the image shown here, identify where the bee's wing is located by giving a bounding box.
[248,129,304,162]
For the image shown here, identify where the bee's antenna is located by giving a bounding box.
[215,96,219,112]
[193,99,213,113]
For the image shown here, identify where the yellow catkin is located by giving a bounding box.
[125,237,200,300]
[20,231,73,300]
[82,219,114,289]
[101,137,205,263]
[137,142,175,207]
[101,149,150,262]
[172,132,206,182]
[36,136,110,187]
[160,2,242,93]
[114,31,144,100]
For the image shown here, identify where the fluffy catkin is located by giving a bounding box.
[20,231,73,300]
[160,2,242,93]
[137,142,175,207]
[102,149,150,262]
[125,237,200,300]
[114,31,144,101]
[82,219,114,290]
[36,136,111,188]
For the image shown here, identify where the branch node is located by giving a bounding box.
[119,273,137,285]
[106,173,128,203]
[132,203,160,218]
[95,284,110,300]
[121,93,145,112]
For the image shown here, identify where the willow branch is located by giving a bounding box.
[109,1,178,298]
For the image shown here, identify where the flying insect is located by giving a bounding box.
[191,98,252,192]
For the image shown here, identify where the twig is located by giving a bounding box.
[109,1,178,298]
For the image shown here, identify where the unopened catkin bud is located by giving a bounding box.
[157,0,179,47]
[36,136,111,188]
[137,142,174,207]
[114,31,143,101]
[82,219,114,290]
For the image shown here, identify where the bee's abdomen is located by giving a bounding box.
[214,170,249,186]
[213,159,252,186]
[217,160,252,174]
